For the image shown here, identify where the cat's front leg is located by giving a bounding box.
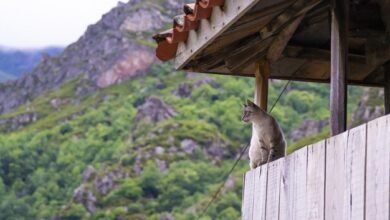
[250,161,257,169]
[267,149,275,164]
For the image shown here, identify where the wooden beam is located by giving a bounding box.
[254,60,270,111]
[330,0,349,136]
[385,62,390,114]
[267,14,306,62]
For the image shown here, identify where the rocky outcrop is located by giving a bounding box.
[204,141,228,160]
[120,7,170,32]
[0,0,198,115]
[50,98,71,110]
[350,87,385,127]
[73,184,97,213]
[73,166,129,213]
[82,166,96,182]
[0,112,39,132]
[180,139,199,154]
[288,119,329,141]
[94,169,128,195]
[173,83,192,98]
[97,49,155,87]
[135,96,176,124]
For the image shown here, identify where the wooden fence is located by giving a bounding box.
[242,114,390,220]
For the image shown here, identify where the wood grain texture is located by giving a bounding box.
[385,62,390,114]
[365,115,390,220]
[279,153,293,220]
[175,0,260,69]
[267,14,306,62]
[330,0,349,135]
[343,124,366,220]
[306,141,325,220]
[265,159,283,220]
[253,166,268,220]
[279,147,308,220]
[254,60,270,111]
[242,170,255,220]
[242,115,390,219]
[325,131,348,220]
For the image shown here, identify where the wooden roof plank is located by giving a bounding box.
[174,0,261,69]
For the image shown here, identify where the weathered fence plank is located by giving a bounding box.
[242,114,390,220]
[242,169,255,220]
[279,147,307,220]
[253,165,268,220]
[307,141,326,220]
[366,115,390,220]
[344,124,366,220]
[325,131,348,220]
[279,153,294,220]
[265,159,283,220]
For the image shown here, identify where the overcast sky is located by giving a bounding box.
[0,0,121,49]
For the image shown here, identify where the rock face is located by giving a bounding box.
[73,184,97,213]
[0,0,194,115]
[288,119,329,141]
[180,139,199,154]
[94,169,128,195]
[135,96,176,124]
[350,87,385,127]
[97,49,155,87]
[120,8,170,32]
[73,166,128,213]
[0,112,39,132]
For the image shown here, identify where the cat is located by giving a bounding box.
[241,100,286,169]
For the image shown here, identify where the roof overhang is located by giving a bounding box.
[154,0,390,87]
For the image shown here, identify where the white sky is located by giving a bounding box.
[0,0,121,49]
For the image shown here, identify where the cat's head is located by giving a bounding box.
[241,100,260,123]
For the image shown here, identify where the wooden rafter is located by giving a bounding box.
[175,0,260,69]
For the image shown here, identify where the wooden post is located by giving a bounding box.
[255,60,270,111]
[385,62,390,114]
[330,0,349,135]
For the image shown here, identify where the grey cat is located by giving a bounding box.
[242,100,286,169]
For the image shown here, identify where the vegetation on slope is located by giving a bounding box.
[0,63,375,219]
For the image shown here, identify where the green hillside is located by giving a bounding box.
[0,62,370,219]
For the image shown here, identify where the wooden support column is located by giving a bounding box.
[254,60,270,111]
[385,62,390,114]
[330,0,349,135]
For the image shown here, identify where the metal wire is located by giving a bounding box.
[197,80,291,219]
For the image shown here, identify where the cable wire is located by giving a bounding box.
[197,79,291,219]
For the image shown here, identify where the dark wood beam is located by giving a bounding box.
[267,14,306,62]
[330,0,349,135]
[385,62,390,114]
[255,60,270,111]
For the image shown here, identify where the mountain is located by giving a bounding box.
[0,47,63,78]
[0,70,15,82]
[0,0,385,219]
[0,0,192,115]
